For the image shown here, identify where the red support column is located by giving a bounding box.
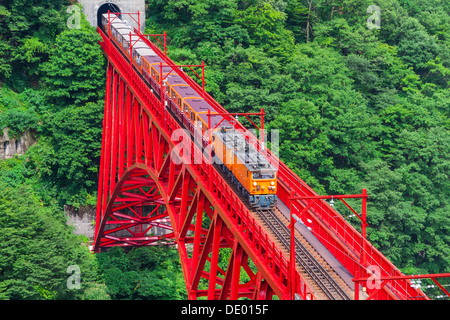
[142,112,151,167]
[159,62,164,110]
[208,215,223,300]
[152,122,160,169]
[102,70,115,217]
[95,63,113,243]
[289,211,296,300]
[137,10,140,30]
[110,72,119,192]
[168,158,176,193]
[134,100,142,164]
[354,269,360,300]
[202,61,205,92]
[179,171,191,227]
[163,31,167,56]
[260,108,265,152]
[126,93,134,168]
[117,79,126,179]
[191,192,205,282]
[361,188,368,266]
[230,244,244,300]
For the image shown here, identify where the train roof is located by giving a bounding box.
[135,48,157,57]
[132,41,148,49]
[199,113,231,129]
[103,14,135,29]
[115,27,134,36]
[213,129,276,171]
[109,22,127,30]
[145,55,164,65]
[185,98,209,112]
[165,74,187,86]
[183,99,230,128]
[102,13,123,23]
[172,85,200,99]
[129,35,146,44]
[142,56,172,73]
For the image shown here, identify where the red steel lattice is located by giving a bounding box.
[93,17,428,300]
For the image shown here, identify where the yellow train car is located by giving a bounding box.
[171,85,200,110]
[165,75,188,99]
[142,55,172,93]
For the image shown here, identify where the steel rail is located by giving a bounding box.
[256,209,351,300]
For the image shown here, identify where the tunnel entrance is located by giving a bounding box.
[97,3,121,29]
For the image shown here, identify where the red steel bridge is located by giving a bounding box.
[92,12,446,301]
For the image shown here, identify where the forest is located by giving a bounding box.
[0,0,448,300]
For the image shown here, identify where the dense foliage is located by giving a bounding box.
[0,181,102,299]
[96,246,187,300]
[0,0,448,300]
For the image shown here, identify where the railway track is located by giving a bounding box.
[255,209,351,300]
[211,162,352,300]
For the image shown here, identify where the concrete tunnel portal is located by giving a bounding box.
[97,3,121,29]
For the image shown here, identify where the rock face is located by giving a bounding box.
[0,129,36,159]
[64,205,173,241]
[65,205,97,240]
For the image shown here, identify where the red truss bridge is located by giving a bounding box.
[92,12,444,300]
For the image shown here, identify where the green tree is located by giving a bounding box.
[285,0,309,43]
[0,182,100,300]
[97,247,187,300]
[234,2,295,59]
[28,101,104,207]
[396,17,440,75]
[0,108,38,139]
[0,0,67,89]
[40,26,106,107]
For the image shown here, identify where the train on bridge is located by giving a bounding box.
[100,13,277,209]
[93,11,437,301]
